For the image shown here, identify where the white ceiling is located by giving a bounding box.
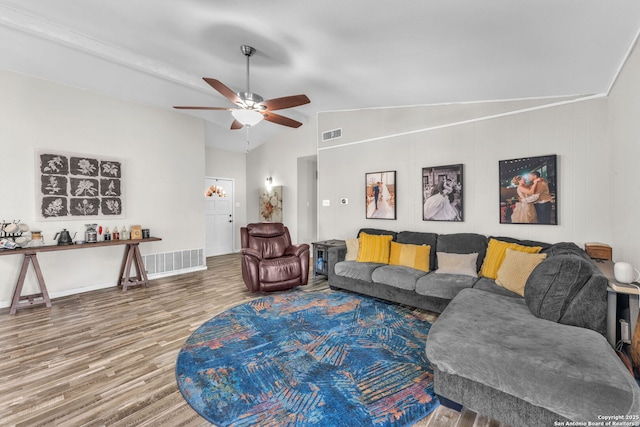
[1,1,639,152]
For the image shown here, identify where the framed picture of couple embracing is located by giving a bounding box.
[499,154,557,225]
[365,171,396,220]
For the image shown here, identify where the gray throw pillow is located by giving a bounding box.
[524,254,607,334]
[434,252,478,278]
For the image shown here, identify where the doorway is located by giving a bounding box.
[297,155,318,245]
[205,177,234,256]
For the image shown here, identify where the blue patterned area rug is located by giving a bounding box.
[175,291,439,426]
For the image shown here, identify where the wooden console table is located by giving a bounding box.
[0,237,161,315]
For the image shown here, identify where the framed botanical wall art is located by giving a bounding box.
[422,164,463,221]
[499,155,557,225]
[36,149,125,220]
[365,171,396,220]
[259,186,283,222]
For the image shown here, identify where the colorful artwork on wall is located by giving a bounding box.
[499,154,557,225]
[259,186,283,222]
[36,150,125,220]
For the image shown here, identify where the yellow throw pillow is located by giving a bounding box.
[480,238,542,279]
[356,233,393,264]
[496,249,548,297]
[389,242,430,272]
[345,238,359,261]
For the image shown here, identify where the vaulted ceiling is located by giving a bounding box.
[1,1,639,152]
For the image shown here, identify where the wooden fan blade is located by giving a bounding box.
[203,78,242,105]
[230,119,244,130]
[263,112,303,128]
[173,106,232,110]
[261,94,310,111]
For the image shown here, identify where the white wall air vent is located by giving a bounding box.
[322,128,342,141]
[143,248,205,277]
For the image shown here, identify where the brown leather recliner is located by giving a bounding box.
[240,222,310,293]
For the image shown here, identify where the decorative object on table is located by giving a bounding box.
[584,242,612,261]
[422,164,463,221]
[0,238,18,249]
[14,235,31,247]
[130,225,142,240]
[53,229,76,246]
[0,221,31,247]
[113,226,120,240]
[4,222,18,233]
[176,291,439,426]
[365,171,396,220]
[120,226,130,240]
[240,222,309,293]
[36,149,124,220]
[103,227,111,241]
[499,155,557,225]
[614,262,640,284]
[85,224,98,243]
[1,220,28,234]
[30,231,44,246]
[259,185,283,222]
[142,228,150,239]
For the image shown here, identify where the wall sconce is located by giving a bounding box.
[265,176,273,189]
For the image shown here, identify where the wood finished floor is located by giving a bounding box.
[0,253,508,427]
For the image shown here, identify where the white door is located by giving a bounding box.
[205,177,234,256]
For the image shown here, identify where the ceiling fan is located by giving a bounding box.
[174,45,310,129]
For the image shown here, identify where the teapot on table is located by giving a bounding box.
[54,229,76,246]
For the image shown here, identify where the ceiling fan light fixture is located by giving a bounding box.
[231,109,264,126]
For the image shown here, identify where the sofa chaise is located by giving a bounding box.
[327,228,640,425]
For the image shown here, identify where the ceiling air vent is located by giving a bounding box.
[322,128,342,142]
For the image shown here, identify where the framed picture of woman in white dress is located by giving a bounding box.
[422,164,463,221]
[499,155,557,225]
[365,171,396,220]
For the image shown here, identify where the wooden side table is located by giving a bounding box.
[311,240,345,278]
[596,260,639,347]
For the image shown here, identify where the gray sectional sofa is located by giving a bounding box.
[327,228,640,426]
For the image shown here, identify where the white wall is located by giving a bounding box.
[317,97,611,247]
[0,70,205,306]
[610,40,640,268]
[245,117,317,243]
[204,147,247,252]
